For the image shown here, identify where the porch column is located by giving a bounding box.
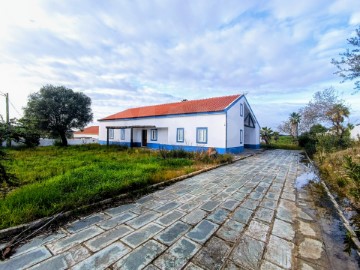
[106,127,109,146]
[130,128,133,148]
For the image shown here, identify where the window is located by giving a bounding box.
[244,113,255,128]
[196,127,208,144]
[240,129,243,144]
[120,129,125,140]
[240,103,244,117]
[150,129,158,141]
[109,128,114,139]
[177,128,184,142]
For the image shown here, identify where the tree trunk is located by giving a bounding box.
[59,131,68,146]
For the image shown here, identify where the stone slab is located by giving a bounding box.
[126,211,161,229]
[72,242,130,270]
[265,235,294,269]
[231,235,265,269]
[186,220,219,244]
[156,210,185,226]
[272,219,295,241]
[154,221,191,246]
[206,208,230,224]
[231,207,253,224]
[105,204,136,216]
[216,219,245,243]
[182,209,207,225]
[113,240,166,270]
[98,212,137,230]
[66,213,108,233]
[245,220,270,242]
[121,223,164,248]
[254,207,275,224]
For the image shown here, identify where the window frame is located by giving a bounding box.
[120,129,125,140]
[176,128,184,142]
[240,129,243,144]
[240,103,244,117]
[196,127,208,144]
[150,129,158,141]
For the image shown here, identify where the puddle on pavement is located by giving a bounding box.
[295,171,319,189]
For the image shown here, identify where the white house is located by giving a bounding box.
[98,94,260,154]
[73,126,99,139]
[351,124,360,140]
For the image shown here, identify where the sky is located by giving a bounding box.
[0,0,360,130]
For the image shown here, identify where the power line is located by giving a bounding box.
[9,100,22,117]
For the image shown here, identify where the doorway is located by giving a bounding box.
[142,130,147,146]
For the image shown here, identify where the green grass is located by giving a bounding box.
[261,135,302,150]
[0,145,214,229]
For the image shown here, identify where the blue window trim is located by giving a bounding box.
[150,129,158,141]
[176,128,184,142]
[196,127,208,144]
[240,103,243,117]
[240,129,243,144]
[120,129,125,140]
[109,128,114,139]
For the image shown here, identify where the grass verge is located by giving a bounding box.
[0,145,232,229]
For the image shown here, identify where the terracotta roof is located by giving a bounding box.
[74,126,99,135]
[100,94,242,121]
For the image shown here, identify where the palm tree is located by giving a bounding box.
[289,112,301,138]
[326,104,350,138]
[260,127,273,145]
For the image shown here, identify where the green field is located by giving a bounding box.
[0,145,228,229]
[261,135,302,150]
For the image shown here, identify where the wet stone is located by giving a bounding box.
[84,225,133,252]
[155,201,180,213]
[156,210,185,226]
[206,208,230,224]
[14,232,66,257]
[28,245,90,270]
[113,240,166,270]
[0,247,51,270]
[98,212,137,230]
[249,191,263,200]
[182,209,207,225]
[193,237,230,270]
[143,264,161,270]
[266,192,280,201]
[265,235,294,269]
[155,221,190,245]
[272,219,295,241]
[154,238,200,269]
[260,260,284,270]
[184,262,204,269]
[261,198,277,209]
[201,200,220,212]
[245,220,270,242]
[232,192,247,201]
[47,226,104,254]
[232,207,253,224]
[121,223,164,248]
[221,199,240,211]
[216,220,245,242]
[66,213,108,233]
[254,207,274,224]
[72,242,130,270]
[241,198,259,210]
[105,203,136,216]
[186,220,219,244]
[126,211,161,229]
[231,235,265,270]
[180,201,200,212]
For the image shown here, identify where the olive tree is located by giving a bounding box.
[24,85,93,146]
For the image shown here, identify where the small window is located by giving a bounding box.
[109,129,114,139]
[177,128,184,142]
[150,129,157,141]
[240,129,243,144]
[196,127,208,144]
[120,129,125,140]
[240,103,244,117]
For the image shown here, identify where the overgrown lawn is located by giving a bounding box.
[0,145,222,229]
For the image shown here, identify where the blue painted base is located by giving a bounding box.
[99,141,246,154]
[244,144,260,149]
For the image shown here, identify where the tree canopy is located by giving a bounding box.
[24,85,93,146]
[332,26,360,92]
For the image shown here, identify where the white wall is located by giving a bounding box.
[73,134,99,139]
[226,97,243,148]
[351,125,360,139]
[99,113,227,148]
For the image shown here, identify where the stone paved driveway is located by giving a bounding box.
[0,150,333,269]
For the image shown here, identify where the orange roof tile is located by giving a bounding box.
[74,126,99,135]
[100,94,242,121]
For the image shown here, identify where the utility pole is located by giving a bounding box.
[0,92,10,147]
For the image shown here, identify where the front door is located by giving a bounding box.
[142,130,147,146]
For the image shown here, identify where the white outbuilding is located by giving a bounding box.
[98,94,260,154]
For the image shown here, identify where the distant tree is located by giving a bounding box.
[289,112,301,138]
[326,103,350,138]
[332,26,360,92]
[273,131,280,143]
[260,127,273,145]
[278,120,292,135]
[309,124,328,135]
[299,87,344,132]
[24,85,93,146]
